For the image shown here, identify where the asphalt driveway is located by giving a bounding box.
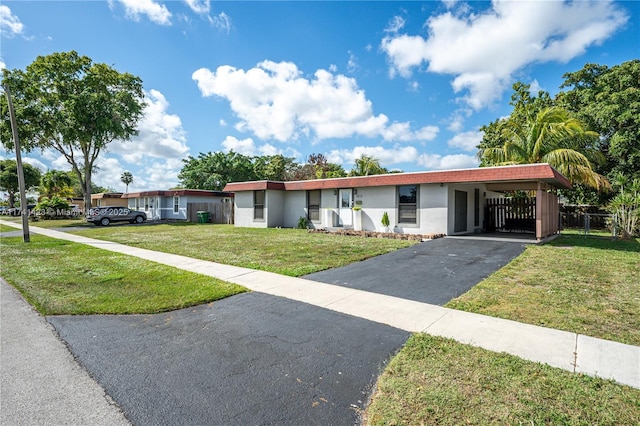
[48,292,409,425]
[304,237,528,305]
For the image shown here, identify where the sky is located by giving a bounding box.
[1,0,638,193]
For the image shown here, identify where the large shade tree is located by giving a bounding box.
[0,51,145,210]
[479,106,609,190]
[0,159,42,208]
[557,60,640,180]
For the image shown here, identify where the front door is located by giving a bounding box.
[454,190,468,233]
[338,189,352,227]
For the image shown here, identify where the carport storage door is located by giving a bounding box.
[454,190,467,233]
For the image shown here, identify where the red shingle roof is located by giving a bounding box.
[223,164,572,192]
[122,189,234,198]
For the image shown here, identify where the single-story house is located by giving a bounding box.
[223,163,571,240]
[91,192,128,208]
[122,189,233,223]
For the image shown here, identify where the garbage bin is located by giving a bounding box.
[196,211,210,223]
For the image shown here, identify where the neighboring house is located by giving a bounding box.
[223,164,571,240]
[91,193,128,208]
[122,189,233,223]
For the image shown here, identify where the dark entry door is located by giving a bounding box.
[454,190,467,233]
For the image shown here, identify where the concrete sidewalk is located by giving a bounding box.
[0,280,130,425]
[2,220,639,391]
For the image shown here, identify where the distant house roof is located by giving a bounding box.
[121,189,234,199]
[91,192,124,199]
[223,164,572,192]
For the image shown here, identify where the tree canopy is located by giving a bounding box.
[478,60,639,202]
[348,154,388,176]
[120,171,133,193]
[178,151,348,190]
[0,159,42,208]
[40,169,74,200]
[0,51,145,210]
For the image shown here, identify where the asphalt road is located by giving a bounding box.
[304,237,528,305]
[48,293,409,425]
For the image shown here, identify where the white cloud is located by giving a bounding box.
[447,130,483,152]
[212,12,231,33]
[0,61,5,71]
[529,79,543,95]
[326,145,420,168]
[192,60,439,143]
[347,51,358,74]
[219,119,227,126]
[111,89,190,164]
[109,0,172,25]
[381,1,628,109]
[22,157,47,172]
[184,0,210,14]
[385,15,405,33]
[416,153,478,170]
[0,5,23,38]
[221,135,295,158]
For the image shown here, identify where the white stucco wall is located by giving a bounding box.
[282,191,307,228]
[234,191,264,228]
[267,190,285,227]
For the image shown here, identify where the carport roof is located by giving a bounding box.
[223,163,572,192]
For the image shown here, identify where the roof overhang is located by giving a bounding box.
[223,164,572,192]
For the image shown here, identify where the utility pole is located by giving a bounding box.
[4,82,30,242]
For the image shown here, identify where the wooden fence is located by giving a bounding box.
[186,202,234,224]
[486,198,536,232]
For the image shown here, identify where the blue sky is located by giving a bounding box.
[1,0,638,192]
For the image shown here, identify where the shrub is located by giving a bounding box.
[297,216,309,229]
[381,211,390,227]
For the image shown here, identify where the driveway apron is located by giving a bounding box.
[48,292,409,426]
[304,237,528,305]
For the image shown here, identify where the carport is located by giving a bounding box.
[484,180,568,240]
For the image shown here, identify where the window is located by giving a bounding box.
[307,190,321,222]
[398,185,417,224]
[254,190,265,220]
[144,197,149,211]
[135,197,140,210]
[173,196,179,214]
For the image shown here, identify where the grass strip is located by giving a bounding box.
[71,223,417,276]
[366,334,640,426]
[446,231,640,346]
[0,234,247,315]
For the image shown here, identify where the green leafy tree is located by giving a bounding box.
[0,51,145,211]
[252,155,300,181]
[479,106,608,190]
[35,195,72,219]
[307,153,346,179]
[0,159,42,208]
[120,171,133,193]
[179,151,258,190]
[557,60,640,181]
[40,169,73,200]
[348,154,388,177]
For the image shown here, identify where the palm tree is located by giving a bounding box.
[120,171,133,193]
[479,107,609,190]
[40,169,73,200]
[349,154,388,177]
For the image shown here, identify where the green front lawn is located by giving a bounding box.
[446,231,640,346]
[70,223,417,276]
[0,234,247,315]
[366,334,640,425]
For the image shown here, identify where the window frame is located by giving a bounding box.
[307,190,321,222]
[397,184,418,225]
[173,196,179,214]
[254,190,265,221]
